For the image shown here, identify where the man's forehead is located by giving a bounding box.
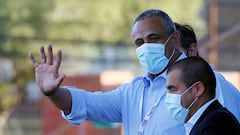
[167,69,182,82]
[166,69,184,89]
[131,17,166,39]
[132,16,164,30]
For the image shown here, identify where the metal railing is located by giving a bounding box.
[201,22,240,71]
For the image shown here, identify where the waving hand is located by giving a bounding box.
[28,44,65,94]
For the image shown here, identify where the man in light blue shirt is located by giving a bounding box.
[175,23,240,122]
[29,9,187,135]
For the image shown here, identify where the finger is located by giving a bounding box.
[40,45,46,64]
[28,52,39,68]
[54,49,62,69]
[47,44,53,65]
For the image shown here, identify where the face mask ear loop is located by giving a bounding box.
[164,33,175,61]
[163,33,173,45]
[181,83,198,110]
[168,48,175,61]
[181,83,196,96]
[187,97,198,110]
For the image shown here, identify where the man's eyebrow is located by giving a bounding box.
[148,33,162,37]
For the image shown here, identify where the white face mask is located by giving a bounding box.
[164,83,198,123]
[136,34,175,74]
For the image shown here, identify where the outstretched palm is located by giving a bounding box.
[29,45,65,93]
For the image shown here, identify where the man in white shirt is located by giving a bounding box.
[164,56,240,135]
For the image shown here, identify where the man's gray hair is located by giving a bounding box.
[133,9,176,35]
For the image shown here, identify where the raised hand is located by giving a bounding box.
[28,44,65,94]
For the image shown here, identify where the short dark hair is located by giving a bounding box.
[134,9,176,35]
[167,56,216,97]
[174,22,197,50]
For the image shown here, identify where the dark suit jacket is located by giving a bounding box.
[190,100,240,135]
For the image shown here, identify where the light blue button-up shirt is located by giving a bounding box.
[61,53,240,134]
[212,66,240,122]
[62,53,187,135]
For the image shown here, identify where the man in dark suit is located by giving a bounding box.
[164,56,240,135]
[174,22,240,122]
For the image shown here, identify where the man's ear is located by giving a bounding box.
[195,81,205,97]
[187,43,198,56]
[172,31,180,47]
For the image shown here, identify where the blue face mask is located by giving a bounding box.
[164,83,198,123]
[136,35,175,74]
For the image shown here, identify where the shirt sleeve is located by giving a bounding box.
[61,86,122,125]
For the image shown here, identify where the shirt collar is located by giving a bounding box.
[143,52,187,85]
[187,98,217,125]
[176,52,187,62]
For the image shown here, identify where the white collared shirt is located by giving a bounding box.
[184,98,217,135]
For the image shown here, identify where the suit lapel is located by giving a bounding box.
[189,100,222,135]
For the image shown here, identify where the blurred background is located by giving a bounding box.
[0,0,240,135]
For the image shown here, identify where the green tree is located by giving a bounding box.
[0,0,53,112]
